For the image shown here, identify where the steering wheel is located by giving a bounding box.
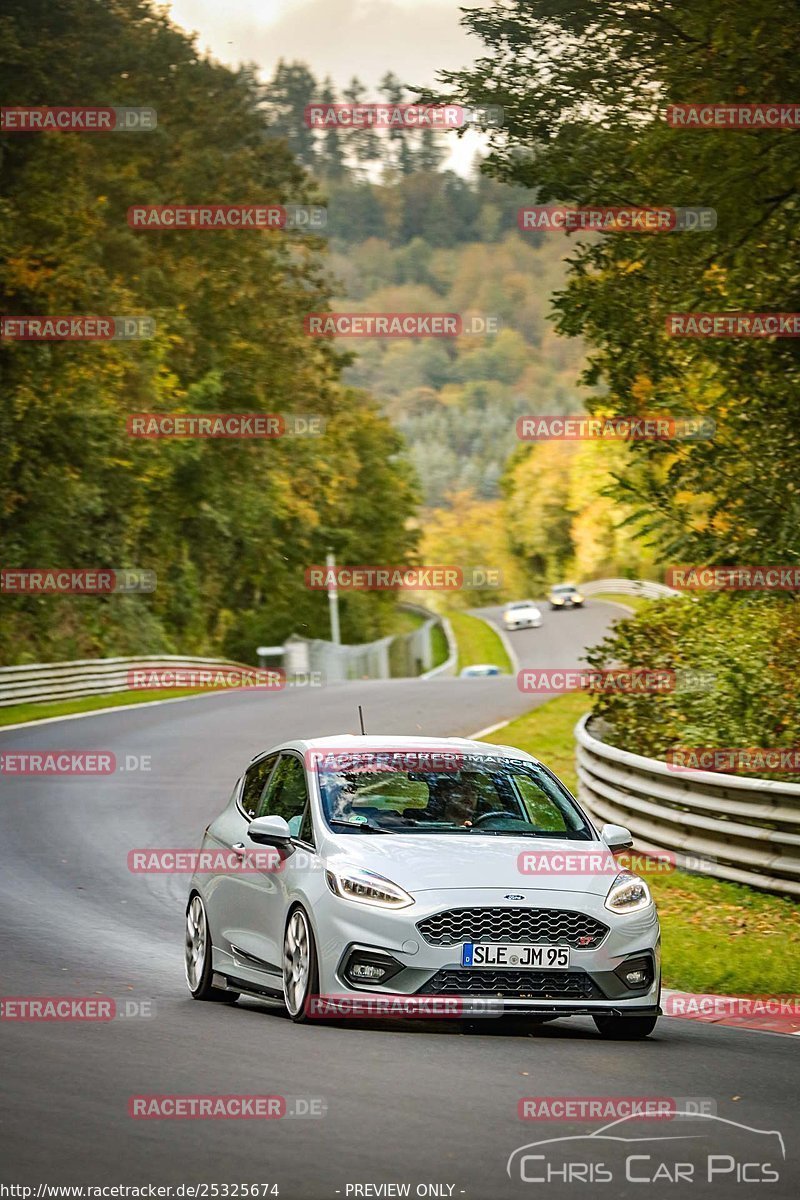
[471,810,529,826]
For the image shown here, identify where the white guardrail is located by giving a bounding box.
[575,714,800,897]
[0,606,457,707]
[0,656,248,709]
[579,578,682,599]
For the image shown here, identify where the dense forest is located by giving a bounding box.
[1,3,426,663]
[437,0,800,764]
[5,0,798,692]
[1,3,644,664]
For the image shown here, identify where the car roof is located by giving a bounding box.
[250,734,539,765]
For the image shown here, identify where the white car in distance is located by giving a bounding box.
[503,600,543,630]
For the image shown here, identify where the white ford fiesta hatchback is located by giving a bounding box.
[185,736,661,1038]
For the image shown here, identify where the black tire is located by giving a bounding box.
[593,1014,658,1040]
[185,893,240,1003]
[282,906,320,1024]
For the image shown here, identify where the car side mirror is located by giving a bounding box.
[601,823,634,851]
[247,815,292,846]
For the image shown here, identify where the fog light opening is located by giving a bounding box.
[343,950,403,987]
[625,968,649,987]
[614,954,654,992]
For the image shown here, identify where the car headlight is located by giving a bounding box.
[325,866,414,909]
[604,870,652,913]
[552,597,564,604]
[573,594,584,603]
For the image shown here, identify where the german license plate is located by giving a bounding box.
[461,942,570,969]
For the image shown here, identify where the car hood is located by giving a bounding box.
[323,833,619,897]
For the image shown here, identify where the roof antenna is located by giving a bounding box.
[358,705,366,735]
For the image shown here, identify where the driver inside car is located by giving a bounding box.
[422,775,481,826]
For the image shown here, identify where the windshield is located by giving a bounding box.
[316,754,592,837]
[552,586,577,595]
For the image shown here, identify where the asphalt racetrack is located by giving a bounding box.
[1,602,797,1198]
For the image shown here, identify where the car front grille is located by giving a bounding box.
[416,907,609,949]
[417,969,603,999]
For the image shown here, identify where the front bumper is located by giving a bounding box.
[312,886,660,1017]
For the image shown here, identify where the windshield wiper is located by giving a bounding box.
[466,828,590,838]
[464,827,563,836]
[328,818,394,835]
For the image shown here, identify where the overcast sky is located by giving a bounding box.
[165,0,484,93]
[165,0,488,173]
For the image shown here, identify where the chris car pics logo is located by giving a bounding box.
[507,1112,785,1185]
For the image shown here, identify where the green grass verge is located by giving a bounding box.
[0,687,215,727]
[588,592,653,613]
[480,692,800,995]
[388,608,427,635]
[448,611,513,674]
[429,621,449,670]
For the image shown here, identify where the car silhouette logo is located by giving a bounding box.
[507,1112,786,1181]
[504,894,525,900]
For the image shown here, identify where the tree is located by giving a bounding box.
[440,0,800,565]
[418,489,529,608]
[380,71,414,178]
[343,76,381,175]
[261,59,318,170]
[316,76,345,179]
[0,0,419,663]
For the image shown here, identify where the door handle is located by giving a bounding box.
[231,842,247,856]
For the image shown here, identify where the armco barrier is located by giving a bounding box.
[0,655,252,708]
[575,714,800,897]
[0,606,455,706]
[579,578,682,600]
